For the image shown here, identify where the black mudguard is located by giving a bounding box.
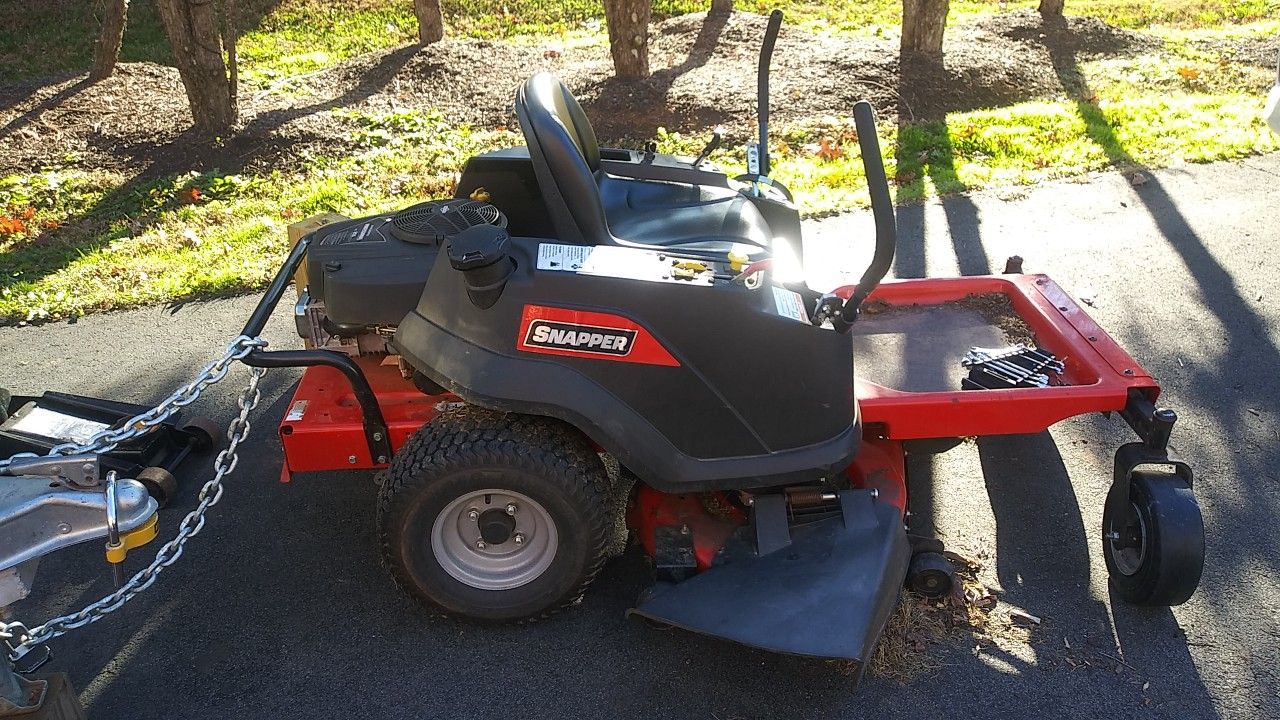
[628,490,910,664]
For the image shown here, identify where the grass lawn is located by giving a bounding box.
[0,1,1277,323]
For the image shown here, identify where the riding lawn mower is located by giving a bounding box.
[1,11,1205,685]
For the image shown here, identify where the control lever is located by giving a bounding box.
[693,128,723,168]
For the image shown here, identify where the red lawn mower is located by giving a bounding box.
[238,12,1204,674]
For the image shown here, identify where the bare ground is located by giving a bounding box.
[0,10,1270,177]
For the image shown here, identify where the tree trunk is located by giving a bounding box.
[1038,0,1065,16]
[901,0,949,61]
[603,0,651,79]
[89,0,129,81]
[225,0,237,116]
[414,0,444,44]
[709,0,733,15]
[154,0,235,133]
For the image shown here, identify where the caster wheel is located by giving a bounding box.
[1103,470,1204,606]
[907,551,956,599]
[378,408,611,622]
[179,416,222,452]
[136,466,179,508]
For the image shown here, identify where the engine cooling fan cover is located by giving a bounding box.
[389,199,507,244]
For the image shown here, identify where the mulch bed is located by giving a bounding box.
[0,10,1266,179]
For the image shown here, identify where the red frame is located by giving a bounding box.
[857,274,1158,439]
[276,274,1160,481]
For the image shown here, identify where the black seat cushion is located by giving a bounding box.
[515,72,771,253]
[601,175,771,252]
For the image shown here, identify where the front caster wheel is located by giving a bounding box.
[906,551,956,599]
[1102,470,1204,606]
[377,409,611,622]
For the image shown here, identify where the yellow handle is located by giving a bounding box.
[106,514,159,564]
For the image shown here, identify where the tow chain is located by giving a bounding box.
[0,335,268,662]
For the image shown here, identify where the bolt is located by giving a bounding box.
[513,533,525,545]
[50,465,62,476]
[347,455,357,465]
[57,523,71,534]
[476,540,487,550]
[376,455,388,464]
[505,503,517,515]
[1088,336,1098,342]
[373,432,384,441]
[1123,369,1134,376]
[467,509,480,521]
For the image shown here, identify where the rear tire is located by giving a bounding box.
[1102,470,1204,606]
[377,408,611,622]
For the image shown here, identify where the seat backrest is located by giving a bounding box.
[515,73,610,245]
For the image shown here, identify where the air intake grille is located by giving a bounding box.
[389,199,507,244]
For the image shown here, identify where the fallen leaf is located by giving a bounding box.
[0,216,27,235]
[1175,66,1201,80]
[816,137,843,161]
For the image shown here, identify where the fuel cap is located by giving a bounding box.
[447,225,510,270]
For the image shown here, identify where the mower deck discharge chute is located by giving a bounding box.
[239,11,1204,671]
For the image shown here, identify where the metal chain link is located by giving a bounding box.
[0,335,266,473]
[0,338,268,661]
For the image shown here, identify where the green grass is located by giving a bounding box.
[3,84,1276,323]
[0,112,520,322]
[0,0,171,82]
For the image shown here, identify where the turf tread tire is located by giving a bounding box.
[377,407,611,623]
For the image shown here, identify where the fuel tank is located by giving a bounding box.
[393,235,859,492]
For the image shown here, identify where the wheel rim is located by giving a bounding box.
[1107,502,1148,576]
[431,489,558,590]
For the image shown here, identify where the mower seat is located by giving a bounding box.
[515,72,771,253]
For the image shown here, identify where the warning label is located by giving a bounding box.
[772,286,810,323]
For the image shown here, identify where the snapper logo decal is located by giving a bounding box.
[516,305,680,366]
[524,320,636,356]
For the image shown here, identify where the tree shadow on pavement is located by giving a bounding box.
[1039,19,1280,695]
